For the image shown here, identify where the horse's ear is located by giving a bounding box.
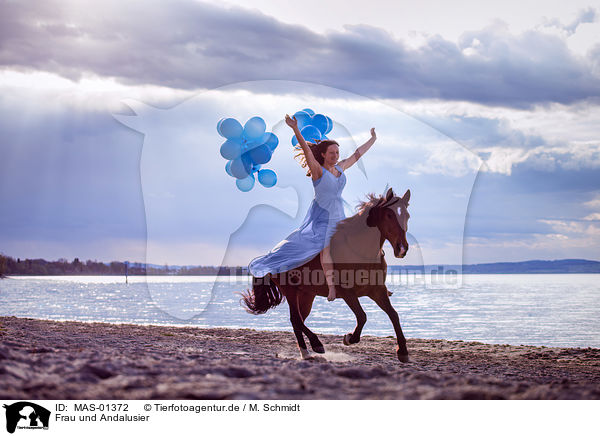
[402,189,411,205]
[366,207,379,227]
[385,187,394,201]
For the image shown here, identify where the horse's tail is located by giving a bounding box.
[240,274,284,315]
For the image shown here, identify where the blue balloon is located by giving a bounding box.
[264,133,279,151]
[258,132,271,144]
[225,160,234,177]
[241,151,253,165]
[312,114,329,134]
[293,110,311,130]
[230,155,252,179]
[236,174,255,192]
[246,132,270,151]
[217,115,281,190]
[324,116,333,134]
[217,118,243,139]
[247,144,272,164]
[301,125,322,143]
[220,139,243,160]
[290,109,334,144]
[258,169,277,188]
[243,116,266,140]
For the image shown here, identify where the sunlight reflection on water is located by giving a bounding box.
[1,274,598,348]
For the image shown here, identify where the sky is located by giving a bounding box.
[0,0,599,266]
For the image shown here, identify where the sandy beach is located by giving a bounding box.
[0,316,599,400]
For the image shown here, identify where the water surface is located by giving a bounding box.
[1,274,598,348]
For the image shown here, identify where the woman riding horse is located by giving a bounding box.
[248,114,377,301]
[243,116,412,361]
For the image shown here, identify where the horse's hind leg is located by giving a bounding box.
[298,292,325,354]
[287,290,324,358]
[286,290,310,359]
[369,288,409,363]
[341,293,367,345]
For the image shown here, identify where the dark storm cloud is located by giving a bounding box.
[1,0,599,108]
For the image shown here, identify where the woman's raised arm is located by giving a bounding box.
[339,127,376,171]
[285,114,322,180]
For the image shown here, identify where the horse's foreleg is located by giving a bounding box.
[370,289,409,363]
[341,293,366,346]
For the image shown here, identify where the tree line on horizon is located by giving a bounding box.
[2,254,598,278]
[0,254,246,277]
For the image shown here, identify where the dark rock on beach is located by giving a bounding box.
[0,316,599,400]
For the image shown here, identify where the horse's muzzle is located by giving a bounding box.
[394,242,408,258]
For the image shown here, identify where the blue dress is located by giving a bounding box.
[248,163,347,277]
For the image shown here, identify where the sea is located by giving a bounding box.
[0,274,598,348]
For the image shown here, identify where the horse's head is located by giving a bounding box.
[366,187,411,258]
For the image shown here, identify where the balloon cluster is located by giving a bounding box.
[217,117,279,192]
[290,108,333,146]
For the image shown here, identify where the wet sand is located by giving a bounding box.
[1,316,599,400]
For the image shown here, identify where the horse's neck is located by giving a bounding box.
[332,212,383,264]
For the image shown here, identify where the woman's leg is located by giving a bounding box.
[320,245,336,301]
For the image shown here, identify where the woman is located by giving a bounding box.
[248,114,377,301]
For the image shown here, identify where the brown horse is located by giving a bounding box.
[241,187,411,362]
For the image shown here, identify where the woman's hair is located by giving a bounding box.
[294,139,339,177]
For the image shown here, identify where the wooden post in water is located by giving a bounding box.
[125,261,129,284]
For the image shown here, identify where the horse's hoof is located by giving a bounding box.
[312,345,325,354]
[397,353,410,363]
[343,333,352,346]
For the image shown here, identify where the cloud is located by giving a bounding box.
[542,7,597,35]
[584,193,600,210]
[463,184,600,263]
[396,101,600,176]
[408,140,482,177]
[464,231,600,263]
[480,148,530,175]
[1,0,600,108]
[539,218,600,235]
[472,142,600,175]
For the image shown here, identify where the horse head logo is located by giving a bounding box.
[3,402,50,434]
[113,80,482,320]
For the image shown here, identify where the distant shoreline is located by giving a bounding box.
[3,271,600,278]
[1,256,599,276]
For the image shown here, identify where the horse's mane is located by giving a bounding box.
[355,192,385,214]
[334,191,386,235]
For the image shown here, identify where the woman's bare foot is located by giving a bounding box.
[327,287,336,301]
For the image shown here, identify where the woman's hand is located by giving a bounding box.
[285,114,298,129]
[339,127,376,172]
